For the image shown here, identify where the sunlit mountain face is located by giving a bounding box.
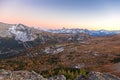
[0,0,120,30]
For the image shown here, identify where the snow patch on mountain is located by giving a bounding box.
[44,46,64,54]
[8,24,35,42]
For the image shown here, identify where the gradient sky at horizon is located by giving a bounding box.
[0,0,120,30]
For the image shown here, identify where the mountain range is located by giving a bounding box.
[0,22,120,79]
[0,22,120,59]
[47,27,120,36]
[0,22,90,58]
[0,22,120,56]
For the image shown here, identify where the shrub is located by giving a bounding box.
[41,67,87,80]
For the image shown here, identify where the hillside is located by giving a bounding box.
[0,34,120,78]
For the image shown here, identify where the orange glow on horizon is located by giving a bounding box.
[1,19,120,30]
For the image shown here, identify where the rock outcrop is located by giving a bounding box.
[75,71,120,80]
[0,69,47,80]
[49,75,66,80]
[0,69,120,80]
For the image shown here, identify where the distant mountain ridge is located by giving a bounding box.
[47,28,120,36]
[1,22,120,37]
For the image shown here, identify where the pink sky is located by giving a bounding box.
[1,0,120,30]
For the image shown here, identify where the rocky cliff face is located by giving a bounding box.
[8,24,36,42]
[0,69,120,80]
[0,23,39,42]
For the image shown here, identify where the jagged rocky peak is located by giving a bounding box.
[8,24,36,42]
[14,24,28,31]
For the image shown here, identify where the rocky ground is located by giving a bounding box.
[0,69,120,80]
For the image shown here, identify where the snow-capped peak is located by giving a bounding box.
[46,28,120,36]
[8,24,35,42]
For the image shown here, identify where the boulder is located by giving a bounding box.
[49,75,66,80]
[75,71,120,80]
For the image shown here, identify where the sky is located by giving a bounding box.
[0,0,120,30]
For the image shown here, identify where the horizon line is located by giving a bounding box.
[0,21,120,31]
